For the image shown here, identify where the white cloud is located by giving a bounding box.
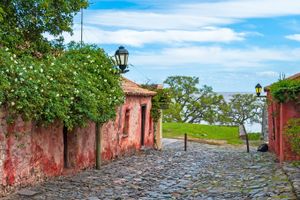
[130,46,300,69]
[50,25,245,47]
[82,10,237,30]
[285,34,300,42]
[180,0,300,19]
[256,71,279,77]
[79,0,300,31]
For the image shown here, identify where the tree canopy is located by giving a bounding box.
[0,1,126,130]
[0,0,88,55]
[221,94,262,127]
[163,76,225,124]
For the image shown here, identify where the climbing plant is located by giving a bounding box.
[0,43,124,130]
[285,118,300,155]
[141,85,171,122]
[269,79,300,103]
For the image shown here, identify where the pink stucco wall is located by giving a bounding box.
[0,113,64,196]
[102,96,154,161]
[0,95,154,196]
[267,93,300,162]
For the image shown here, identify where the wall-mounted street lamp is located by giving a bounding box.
[115,46,129,73]
[255,83,267,98]
[255,83,262,97]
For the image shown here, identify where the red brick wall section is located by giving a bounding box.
[267,92,300,162]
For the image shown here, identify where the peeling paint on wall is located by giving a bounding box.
[0,94,154,197]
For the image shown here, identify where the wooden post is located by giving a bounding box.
[184,133,187,151]
[96,122,102,170]
[243,124,250,153]
[245,133,250,153]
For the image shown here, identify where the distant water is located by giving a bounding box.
[218,92,261,133]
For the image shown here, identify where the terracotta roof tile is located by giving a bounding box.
[121,78,156,96]
[287,72,300,80]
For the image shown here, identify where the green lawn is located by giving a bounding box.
[163,122,261,145]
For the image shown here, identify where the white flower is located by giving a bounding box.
[13,54,16,58]
[104,79,107,82]
[41,89,44,92]
[40,69,43,73]
[11,102,15,106]
[56,94,59,97]
[29,66,33,69]
[51,63,54,66]
[5,48,9,51]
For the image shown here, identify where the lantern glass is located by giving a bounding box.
[114,46,129,67]
[255,83,262,96]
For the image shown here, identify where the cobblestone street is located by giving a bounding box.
[4,140,297,200]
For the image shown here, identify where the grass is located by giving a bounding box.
[163,122,261,145]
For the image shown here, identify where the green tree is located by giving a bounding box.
[221,94,263,152]
[0,0,88,55]
[163,76,225,124]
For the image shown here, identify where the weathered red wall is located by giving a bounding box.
[101,96,154,162]
[68,122,96,170]
[0,112,64,195]
[267,93,300,162]
[0,95,154,196]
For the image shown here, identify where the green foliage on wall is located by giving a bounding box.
[0,43,124,129]
[270,79,300,103]
[285,118,300,155]
[141,85,171,122]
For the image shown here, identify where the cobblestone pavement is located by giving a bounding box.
[4,140,297,200]
[283,163,300,198]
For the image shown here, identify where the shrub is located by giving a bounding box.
[285,118,300,155]
[0,43,124,129]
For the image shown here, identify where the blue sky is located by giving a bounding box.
[58,0,300,92]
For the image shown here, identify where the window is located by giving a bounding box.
[123,109,130,136]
